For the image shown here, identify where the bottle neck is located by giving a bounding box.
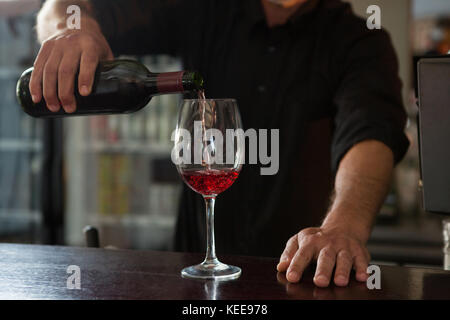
[147,71,204,95]
[154,71,185,94]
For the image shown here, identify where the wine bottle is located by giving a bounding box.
[16,59,204,118]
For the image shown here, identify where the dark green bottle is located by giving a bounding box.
[16,59,204,118]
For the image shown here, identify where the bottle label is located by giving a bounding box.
[157,71,185,93]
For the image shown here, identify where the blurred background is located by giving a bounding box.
[0,0,449,268]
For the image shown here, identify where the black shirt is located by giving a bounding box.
[91,0,410,257]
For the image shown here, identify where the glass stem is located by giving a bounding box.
[203,196,219,265]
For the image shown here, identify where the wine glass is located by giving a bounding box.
[172,98,244,280]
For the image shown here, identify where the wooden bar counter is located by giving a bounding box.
[0,243,449,300]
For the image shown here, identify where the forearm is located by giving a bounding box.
[37,0,100,42]
[322,140,394,243]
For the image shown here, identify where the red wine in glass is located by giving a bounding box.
[174,98,244,281]
[181,169,239,196]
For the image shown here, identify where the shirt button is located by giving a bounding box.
[257,85,266,93]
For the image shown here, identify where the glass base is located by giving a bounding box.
[181,260,241,281]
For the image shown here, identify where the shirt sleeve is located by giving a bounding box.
[89,0,204,56]
[330,25,410,174]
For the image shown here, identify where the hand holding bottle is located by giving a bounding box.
[29,0,113,113]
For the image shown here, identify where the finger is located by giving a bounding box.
[353,254,369,282]
[277,236,298,272]
[78,51,99,96]
[58,51,81,113]
[286,245,314,283]
[334,250,353,287]
[30,41,53,103]
[313,247,336,287]
[43,49,63,112]
[276,272,289,285]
